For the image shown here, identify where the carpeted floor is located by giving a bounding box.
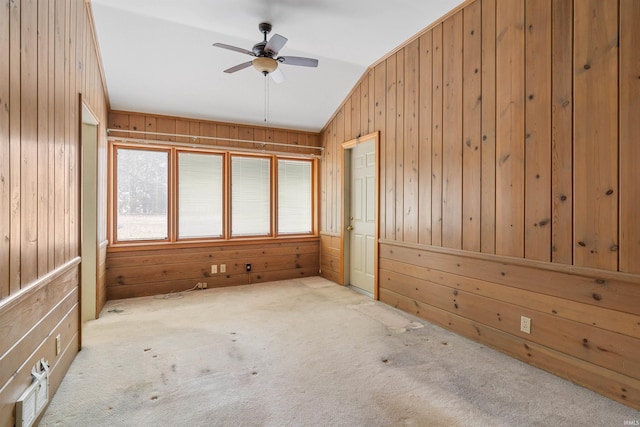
[42,277,639,426]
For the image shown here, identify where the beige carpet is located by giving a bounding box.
[42,277,639,426]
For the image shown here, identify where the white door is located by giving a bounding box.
[348,139,375,294]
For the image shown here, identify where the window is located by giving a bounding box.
[278,159,312,234]
[178,152,223,238]
[110,143,316,245]
[231,156,271,237]
[116,148,169,241]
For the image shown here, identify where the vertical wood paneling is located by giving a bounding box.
[37,0,50,277]
[54,0,65,266]
[524,0,551,261]
[9,0,22,292]
[481,0,497,254]
[462,2,482,252]
[619,0,640,274]
[351,85,360,139]
[418,32,433,246]
[63,0,70,262]
[47,0,55,270]
[360,77,369,136]
[21,0,38,285]
[431,25,444,246]
[385,55,397,240]
[1,0,109,424]
[0,0,10,298]
[395,49,405,240]
[551,0,573,265]
[368,70,375,135]
[573,0,618,270]
[403,40,419,243]
[442,12,463,249]
[318,0,640,411]
[320,130,328,232]
[495,0,525,257]
[374,63,386,239]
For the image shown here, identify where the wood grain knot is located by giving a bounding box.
[605,189,614,195]
[592,293,602,301]
[583,64,591,70]
[610,244,619,252]
[577,241,586,247]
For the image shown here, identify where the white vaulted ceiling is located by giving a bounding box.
[91,0,465,132]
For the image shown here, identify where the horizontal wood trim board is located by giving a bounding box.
[379,289,640,410]
[379,267,640,378]
[0,265,79,357]
[107,252,319,286]
[106,267,319,300]
[379,242,640,316]
[106,240,320,298]
[379,257,640,340]
[0,287,79,389]
[107,240,319,265]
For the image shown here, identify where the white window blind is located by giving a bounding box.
[178,152,223,238]
[278,159,312,234]
[231,156,271,236]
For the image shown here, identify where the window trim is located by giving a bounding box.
[108,141,318,248]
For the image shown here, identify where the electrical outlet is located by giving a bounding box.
[520,316,531,334]
[220,264,226,273]
[211,264,217,274]
[202,282,207,289]
[245,263,252,272]
[196,282,208,289]
[56,334,61,355]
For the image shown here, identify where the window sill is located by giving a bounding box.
[107,235,320,253]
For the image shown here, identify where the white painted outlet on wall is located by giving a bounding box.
[220,264,226,273]
[211,264,217,274]
[520,316,531,334]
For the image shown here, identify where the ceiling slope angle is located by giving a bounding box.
[91,0,465,132]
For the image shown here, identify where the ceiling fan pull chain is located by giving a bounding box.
[264,75,269,124]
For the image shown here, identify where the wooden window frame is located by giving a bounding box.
[108,141,318,249]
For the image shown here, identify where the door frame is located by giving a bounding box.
[79,97,100,332]
[340,131,380,299]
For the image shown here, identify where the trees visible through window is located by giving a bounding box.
[116,148,169,241]
[111,144,315,244]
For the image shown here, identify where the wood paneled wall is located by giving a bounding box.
[108,111,321,156]
[105,111,322,300]
[319,0,640,409]
[0,0,108,425]
[106,240,319,300]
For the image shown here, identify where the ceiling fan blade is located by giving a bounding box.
[265,34,288,55]
[224,61,253,73]
[270,68,285,84]
[213,43,255,56]
[278,56,319,67]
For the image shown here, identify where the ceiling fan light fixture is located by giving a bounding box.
[253,57,278,75]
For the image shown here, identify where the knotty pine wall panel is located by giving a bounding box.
[106,240,320,300]
[319,0,640,409]
[107,111,321,156]
[0,1,108,425]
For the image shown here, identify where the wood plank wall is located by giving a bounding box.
[107,240,319,300]
[319,0,640,409]
[0,0,108,425]
[106,111,321,299]
[108,111,321,156]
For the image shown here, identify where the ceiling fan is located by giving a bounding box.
[213,22,319,83]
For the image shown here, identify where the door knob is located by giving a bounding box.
[346,225,354,231]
